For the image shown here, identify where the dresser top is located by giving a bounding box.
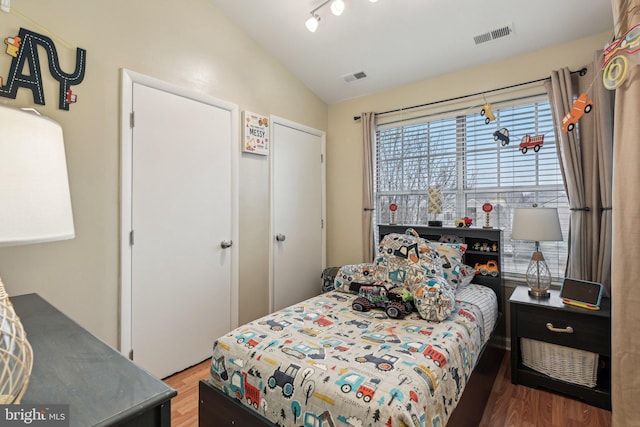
[13,293,176,426]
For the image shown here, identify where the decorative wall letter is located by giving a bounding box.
[0,28,86,110]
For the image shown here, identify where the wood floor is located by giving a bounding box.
[164,351,612,427]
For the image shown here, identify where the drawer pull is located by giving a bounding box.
[546,322,574,333]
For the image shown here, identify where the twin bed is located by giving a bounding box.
[198,281,502,426]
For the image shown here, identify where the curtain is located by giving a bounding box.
[362,112,376,262]
[545,58,613,295]
[611,0,640,424]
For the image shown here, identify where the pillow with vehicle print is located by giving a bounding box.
[430,241,468,291]
[412,276,456,322]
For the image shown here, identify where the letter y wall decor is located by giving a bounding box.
[1,27,86,111]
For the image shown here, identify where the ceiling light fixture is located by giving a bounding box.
[331,0,345,16]
[306,0,378,32]
[305,14,320,32]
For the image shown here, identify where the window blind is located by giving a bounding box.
[375,97,569,278]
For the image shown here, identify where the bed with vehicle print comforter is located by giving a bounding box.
[206,283,497,427]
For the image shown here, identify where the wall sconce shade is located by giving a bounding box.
[512,208,563,298]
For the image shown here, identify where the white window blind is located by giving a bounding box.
[375,96,569,278]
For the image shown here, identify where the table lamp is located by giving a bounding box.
[511,207,562,298]
[0,105,75,403]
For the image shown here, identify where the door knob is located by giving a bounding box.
[275,234,286,242]
[220,240,233,249]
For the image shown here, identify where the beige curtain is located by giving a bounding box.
[611,1,640,424]
[362,112,376,262]
[545,59,613,295]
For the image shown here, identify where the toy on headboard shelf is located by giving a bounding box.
[482,203,493,229]
[474,260,499,277]
[455,217,473,228]
[389,203,398,224]
[562,93,593,133]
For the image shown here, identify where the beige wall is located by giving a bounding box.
[0,0,327,347]
[326,31,611,268]
[0,1,612,351]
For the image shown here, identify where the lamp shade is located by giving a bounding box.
[0,105,74,246]
[511,208,562,242]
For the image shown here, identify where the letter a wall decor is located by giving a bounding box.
[0,27,86,111]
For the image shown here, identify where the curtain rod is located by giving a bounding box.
[353,67,588,121]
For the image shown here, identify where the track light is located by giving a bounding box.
[305,0,379,33]
[331,0,345,16]
[305,14,320,32]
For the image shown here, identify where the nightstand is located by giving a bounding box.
[510,286,611,410]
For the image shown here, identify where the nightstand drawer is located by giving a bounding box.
[516,304,610,355]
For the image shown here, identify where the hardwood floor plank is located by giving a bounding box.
[168,351,611,427]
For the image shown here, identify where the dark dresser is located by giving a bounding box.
[13,293,176,426]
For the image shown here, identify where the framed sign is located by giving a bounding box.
[242,111,269,155]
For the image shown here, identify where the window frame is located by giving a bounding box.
[373,94,569,279]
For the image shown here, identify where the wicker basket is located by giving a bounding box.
[521,338,598,388]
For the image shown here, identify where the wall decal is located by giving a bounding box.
[0,27,86,110]
[242,110,269,155]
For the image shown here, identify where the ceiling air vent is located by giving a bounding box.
[474,24,514,45]
[343,71,368,83]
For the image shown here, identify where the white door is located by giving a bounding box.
[122,73,238,379]
[271,118,325,311]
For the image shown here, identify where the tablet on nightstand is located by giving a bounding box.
[560,277,604,310]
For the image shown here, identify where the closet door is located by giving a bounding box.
[271,118,325,311]
[123,75,237,379]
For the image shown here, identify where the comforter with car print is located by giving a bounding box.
[208,284,497,427]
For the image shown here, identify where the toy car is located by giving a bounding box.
[493,128,510,146]
[480,103,495,124]
[455,217,473,227]
[602,23,640,90]
[519,134,544,154]
[562,93,593,133]
[352,282,414,319]
[474,260,499,277]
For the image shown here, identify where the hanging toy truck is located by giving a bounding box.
[455,217,473,227]
[561,93,593,133]
[352,283,414,319]
[519,134,544,154]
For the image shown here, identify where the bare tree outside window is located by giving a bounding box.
[375,98,568,278]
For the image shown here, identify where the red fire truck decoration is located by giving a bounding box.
[519,134,544,154]
[1,28,86,110]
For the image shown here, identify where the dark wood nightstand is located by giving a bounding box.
[13,293,177,426]
[510,286,611,410]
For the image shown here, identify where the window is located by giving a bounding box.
[375,96,569,279]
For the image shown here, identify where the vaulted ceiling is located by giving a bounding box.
[210,0,614,104]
